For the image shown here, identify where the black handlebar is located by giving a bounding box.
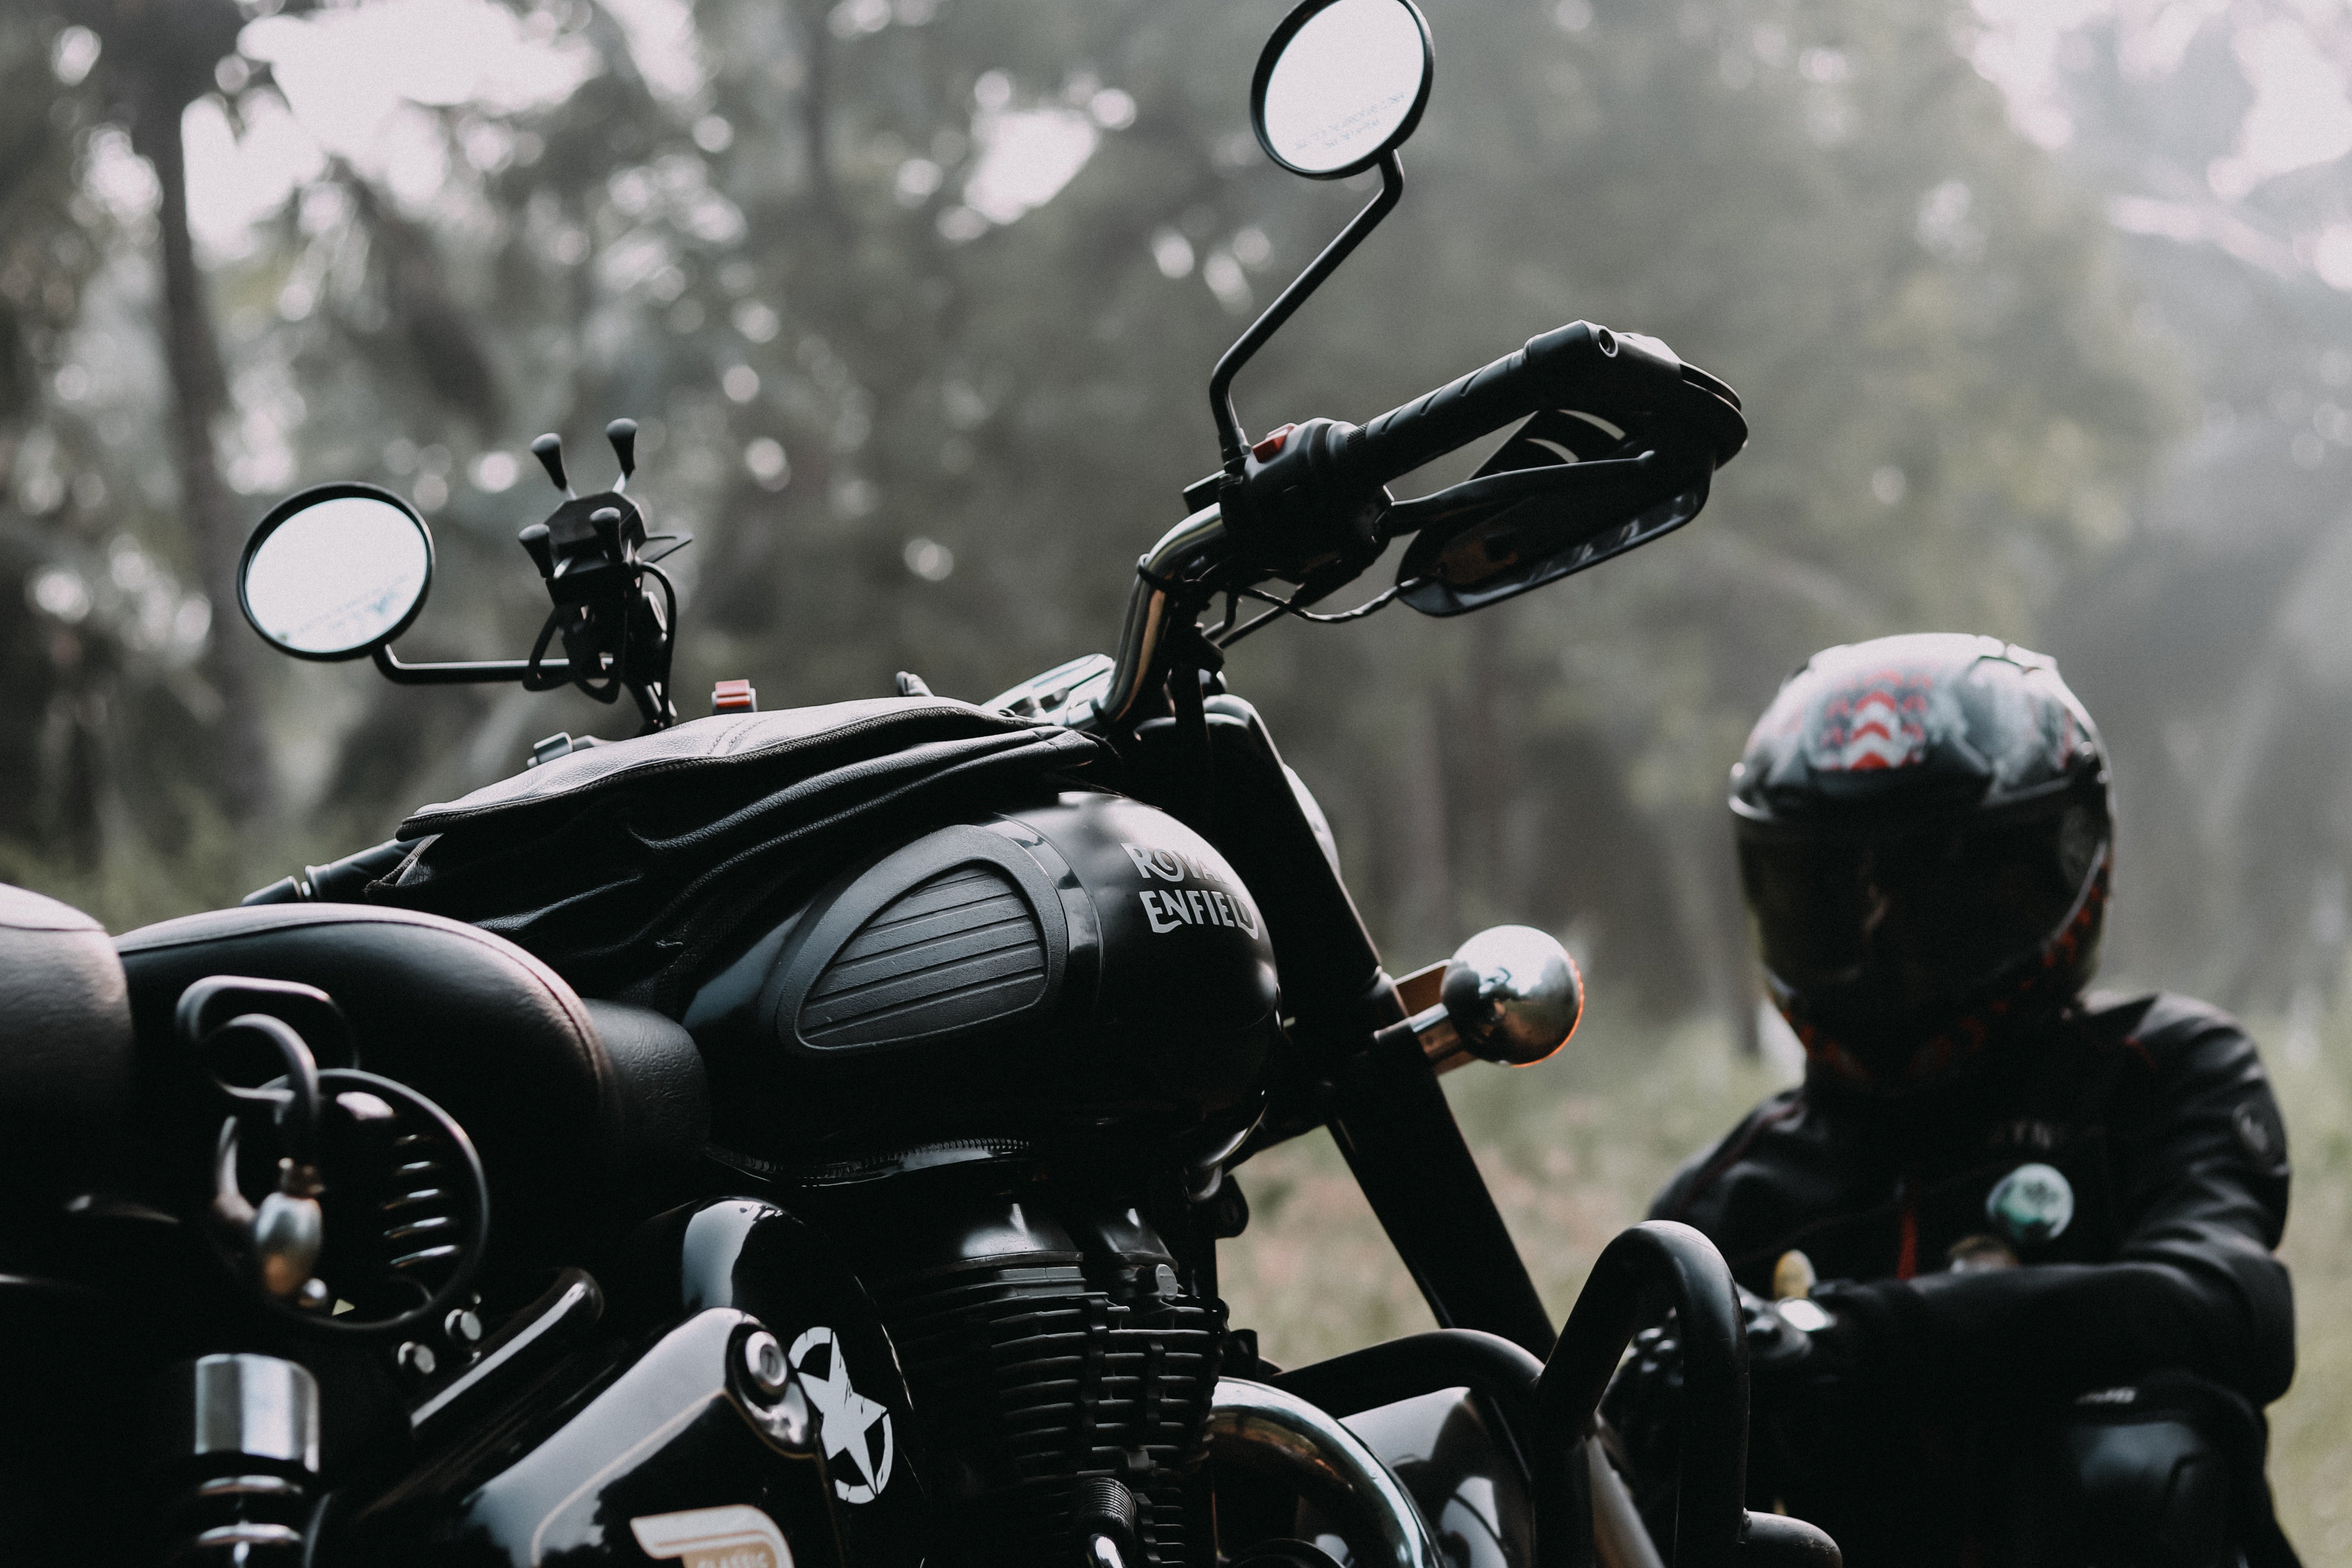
[1219,320,1739,583]
[1335,321,1689,491]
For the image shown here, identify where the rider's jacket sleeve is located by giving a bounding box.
[1651,992,2295,1413]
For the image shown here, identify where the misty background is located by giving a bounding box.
[5,0,2352,1553]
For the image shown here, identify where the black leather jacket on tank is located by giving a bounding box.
[1625,989,2297,1568]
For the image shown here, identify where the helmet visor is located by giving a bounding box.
[1738,805,2103,1013]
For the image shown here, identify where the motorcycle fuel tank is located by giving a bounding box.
[682,791,1281,1173]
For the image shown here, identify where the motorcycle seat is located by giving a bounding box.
[0,884,134,1206]
[115,902,709,1260]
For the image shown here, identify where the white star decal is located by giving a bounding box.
[788,1325,895,1504]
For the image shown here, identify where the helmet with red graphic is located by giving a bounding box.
[1729,633,2111,1094]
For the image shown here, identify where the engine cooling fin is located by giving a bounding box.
[869,1254,1226,1566]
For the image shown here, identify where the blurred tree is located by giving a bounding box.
[0,0,2181,1047]
[1993,3,2352,1032]
[0,0,515,904]
[58,0,273,819]
[1309,0,2188,1021]
[0,3,240,922]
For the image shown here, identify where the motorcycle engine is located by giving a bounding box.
[684,789,1273,1564]
[814,1174,1226,1567]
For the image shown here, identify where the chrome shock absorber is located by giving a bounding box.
[155,1354,320,1563]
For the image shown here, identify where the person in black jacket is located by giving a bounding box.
[1605,633,2298,1568]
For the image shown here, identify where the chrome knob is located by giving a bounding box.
[741,1330,790,1399]
[252,1190,324,1301]
[1439,924,1582,1066]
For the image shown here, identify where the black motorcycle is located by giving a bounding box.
[0,3,1838,1564]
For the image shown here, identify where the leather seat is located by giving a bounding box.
[115,904,709,1260]
[0,884,134,1207]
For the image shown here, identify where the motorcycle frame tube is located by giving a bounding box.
[1273,1328,1584,1568]
[1325,1019,1558,1358]
[409,1269,603,1438]
[1537,1221,1747,1568]
[1154,696,1555,1357]
[1193,698,1386,1047]
[1207,1376,1447,1568]
[1589,1439,1667,1568]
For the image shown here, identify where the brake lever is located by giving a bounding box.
[1381,451,1658,540]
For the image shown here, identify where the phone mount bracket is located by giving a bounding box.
[364,420,690,731]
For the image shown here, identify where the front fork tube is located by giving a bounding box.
[1133,696,1555,1355]
[1327,993,1558,1360]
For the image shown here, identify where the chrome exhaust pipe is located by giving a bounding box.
[1206,1377,1446,1568]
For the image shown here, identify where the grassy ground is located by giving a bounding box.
[1219,1005,2352,1564]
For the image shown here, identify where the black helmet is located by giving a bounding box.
[1729,633,2111,1094]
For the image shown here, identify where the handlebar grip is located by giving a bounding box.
[1335,321,1686,489]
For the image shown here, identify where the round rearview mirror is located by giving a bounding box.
[1251,0,1433,180]
[239,483,435,661]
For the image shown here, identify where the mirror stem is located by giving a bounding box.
[1208,151,1405,473]
[373,645,571,686]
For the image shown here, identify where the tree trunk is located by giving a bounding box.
[1651,799,1759,1055]
[796,0,838,209]
[1462,612,1514,913]
[1385,697,1455,964]
[130,72,276,824]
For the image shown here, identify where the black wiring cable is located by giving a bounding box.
[638,562,683,726]
[1210,580,1421,648]
[643,561,680,624]
[1132,557,1421,652]
[1210,588,1242,641]
[524,606,568,691]
[1214,602,1289,648]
